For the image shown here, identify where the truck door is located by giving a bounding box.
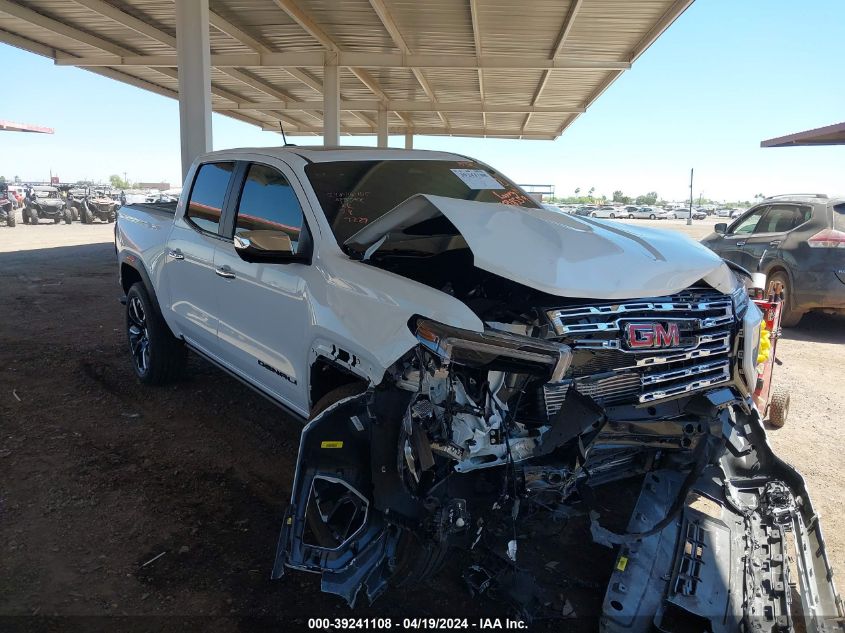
[162,161,236,353]
[211,161,313,415]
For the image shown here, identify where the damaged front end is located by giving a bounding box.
[273,288,843,631]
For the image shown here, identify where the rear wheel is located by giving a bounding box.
[649,213,656,219]
[590,212,597,217]
[29,209,39,224]
[767,270,803,327]
[125,282,186,385]
[609,213,616,219]
[628,214,634,219]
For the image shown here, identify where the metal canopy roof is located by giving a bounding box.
[761,122,845,148]
[0,0,692,139]
[0,119,54,133]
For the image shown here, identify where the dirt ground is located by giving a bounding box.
[1,212,843,631]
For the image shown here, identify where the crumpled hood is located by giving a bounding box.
[345,194,735,299]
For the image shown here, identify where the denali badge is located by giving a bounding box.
[625,322,681,349]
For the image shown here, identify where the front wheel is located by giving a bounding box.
[767,271,804,327]
[649,214,656,220]
[53,216,61,224]
[7,212,16,227]
[70,206,79,221]
[628,214,634,219]
[609,213,616,219]
[28,209,39,224]
[82,207,94,224]
[64,209,73,224]
[125,282,186,385]
[590,212,597,217]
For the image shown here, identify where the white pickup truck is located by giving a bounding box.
[115,147,842,629]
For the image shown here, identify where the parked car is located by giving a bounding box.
[590,205,620,218]
[23,186,70,224]
[621,205,640,218]
[635,206,659,219]
[115,147,840,628]
[701,194,845,326]
[574,205,597,216]
[0,185,16,226]
[715,208,732,218]
[692,209,708,220]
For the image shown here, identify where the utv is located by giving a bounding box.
[0,185,16,226]
[81,189,118,223]
[23,186,71,224]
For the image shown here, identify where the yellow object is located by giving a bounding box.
[320,440,344,449]
[757,321,771,365]
[616,556,628,572]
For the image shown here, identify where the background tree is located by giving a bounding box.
[109,174,131,189]
[574,187,580,196]
[588,186,595,201]
[0,176,5,184]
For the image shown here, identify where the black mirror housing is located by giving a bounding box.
[714,222,727,234]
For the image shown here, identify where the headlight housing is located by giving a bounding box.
[414,319,572,382]
[740,300,763,394]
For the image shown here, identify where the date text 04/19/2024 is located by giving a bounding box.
[307,618,528,630]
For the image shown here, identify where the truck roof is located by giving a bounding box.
[201,145,469,165]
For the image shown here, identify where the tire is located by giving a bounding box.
[628,214,634,219]
[609,213,616,219]
[125,282,186,385]
[768,388,790,428]
[82,207,94,224]
[649,214,656,220]
[7,212,15,227]
[309,382,368,420]
[70,206,79,222]
[53,216,61,224]
[107,212,116,223]
[590,212,597,217]
[22,210,29,225]
[767,270,804,327]
[64,209,73,224]
[29,209,39,225]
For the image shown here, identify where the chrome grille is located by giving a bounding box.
[541,288,735,414]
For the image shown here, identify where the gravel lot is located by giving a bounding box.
[1,211,843,629]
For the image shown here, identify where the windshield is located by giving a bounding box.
[35,190,58,199]
[305,159,540,245]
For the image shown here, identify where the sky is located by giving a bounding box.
[1,0,843,202]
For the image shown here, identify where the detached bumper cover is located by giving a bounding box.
[602,412,844,633]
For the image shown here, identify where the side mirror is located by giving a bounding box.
[714,223,727,234]
[234,230,308,264]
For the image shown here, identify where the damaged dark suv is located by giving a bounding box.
[115,147,844,631]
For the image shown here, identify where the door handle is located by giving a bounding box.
[769,240,781,247]
[215,266,235,279]
[167,249,184,260]
[735,241,746,247]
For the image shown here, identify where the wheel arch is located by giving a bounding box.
[119,256,163,318]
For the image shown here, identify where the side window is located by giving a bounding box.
[185,162,235,234]
[753,205,809,234]
[730,207,766,235]
[234,163,306,253]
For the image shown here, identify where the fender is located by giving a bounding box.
[118,252,164,318]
